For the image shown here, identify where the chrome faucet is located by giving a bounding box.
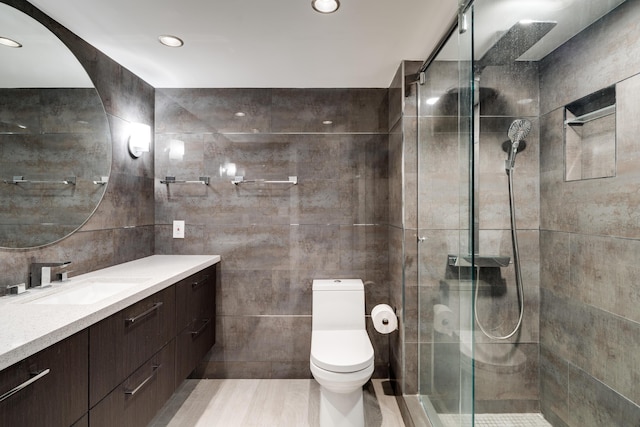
[29,261,72,288]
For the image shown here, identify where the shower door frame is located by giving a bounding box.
[415,0,477,425]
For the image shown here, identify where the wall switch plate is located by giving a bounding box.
[173,220,185,239]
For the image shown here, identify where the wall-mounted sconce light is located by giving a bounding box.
[312,0,340,14]
[128,122,151,158]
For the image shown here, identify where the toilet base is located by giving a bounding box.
[319,386,364,427]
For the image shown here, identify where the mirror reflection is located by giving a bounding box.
[0,3,111,248]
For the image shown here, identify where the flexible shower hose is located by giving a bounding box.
[474,167,524,340]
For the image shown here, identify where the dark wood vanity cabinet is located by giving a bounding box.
[89,264,217,426]
[89,286,176,408]
[0,331,88,427]
[175,264,217,381]
[0,263,217,427]
[89,340,175,427]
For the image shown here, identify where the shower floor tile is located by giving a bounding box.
[440,412,552,427]
[150,378,405,427]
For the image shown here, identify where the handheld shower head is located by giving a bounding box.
[508,119,532,144]
[505,119,531,171]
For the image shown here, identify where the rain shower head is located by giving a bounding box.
[477,20,557,70]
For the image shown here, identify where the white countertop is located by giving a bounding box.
[0,255,220,371]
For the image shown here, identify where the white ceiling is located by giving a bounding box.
[24,0,459,89]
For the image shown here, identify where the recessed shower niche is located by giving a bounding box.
[564,85,616,181]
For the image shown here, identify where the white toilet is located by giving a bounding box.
[310,279,375,427]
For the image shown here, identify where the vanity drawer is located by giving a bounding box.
[89,286,175,407]
[175,264,216,379]
[89,340,175,427]
[0,330,88,427]
[175,265,216,332]
[176,317,215,380]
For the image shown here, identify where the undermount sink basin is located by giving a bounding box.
[29,277,149,305]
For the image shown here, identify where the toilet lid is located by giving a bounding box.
[311,330,374,373]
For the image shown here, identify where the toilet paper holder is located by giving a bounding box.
[370,304,398,333]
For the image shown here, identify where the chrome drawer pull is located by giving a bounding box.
[191,275,210,290]
[190,318,211,338]
[0,368,50,403]
[125,302,163,326]
[124,365,160,396]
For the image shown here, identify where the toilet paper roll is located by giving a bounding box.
[371,304,398,334]
[433,304,454,336]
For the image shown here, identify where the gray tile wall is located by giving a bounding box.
[0,0,155,293]
[539,1,640,425]
[155,88,390,379]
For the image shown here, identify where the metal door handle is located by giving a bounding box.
[125,302,163,326]
[124,365,160,396]
[0,369,50,403]
[191,275,210,290]
[190,318,211,338]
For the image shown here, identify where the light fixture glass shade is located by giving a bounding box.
[312,0,340,14]
[128,122,151,158]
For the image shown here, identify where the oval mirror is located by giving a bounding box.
[0,3,111,249]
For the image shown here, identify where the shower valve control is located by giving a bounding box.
[418,236,427,243]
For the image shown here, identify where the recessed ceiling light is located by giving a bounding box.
[158,35,184,48]
[234,112,246,117]
[322,120,333,125]
[0,36,22,48]
[312,0,340,14]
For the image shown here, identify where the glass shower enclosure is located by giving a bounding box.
[412,0,637,426]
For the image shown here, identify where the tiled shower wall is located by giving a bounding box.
[154,88,390,379]
[0,0,155,293]
[538,2,640,425]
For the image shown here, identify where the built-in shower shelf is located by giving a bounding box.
[448,254,510,268]
[564,104,615,126]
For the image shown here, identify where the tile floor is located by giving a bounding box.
[440,413,552,427]
[150,379,406,427]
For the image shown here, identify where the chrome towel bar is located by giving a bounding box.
[232,176,297,185]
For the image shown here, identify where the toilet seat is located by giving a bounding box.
[311,329,374,373]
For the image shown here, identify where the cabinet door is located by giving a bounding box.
[0,330,88,427]
[89,286,175,407]
[175,265,216,380]
[89,340,175,427]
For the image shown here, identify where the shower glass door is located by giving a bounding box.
[416,2,475,425]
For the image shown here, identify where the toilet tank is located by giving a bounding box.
[312,279,365,331]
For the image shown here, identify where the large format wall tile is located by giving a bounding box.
[272,89,388,133]
[539,4,640,423]
[541,289,640,407]
[539,0,640,115]
[156,88,390,380]
[155,89,271,134]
